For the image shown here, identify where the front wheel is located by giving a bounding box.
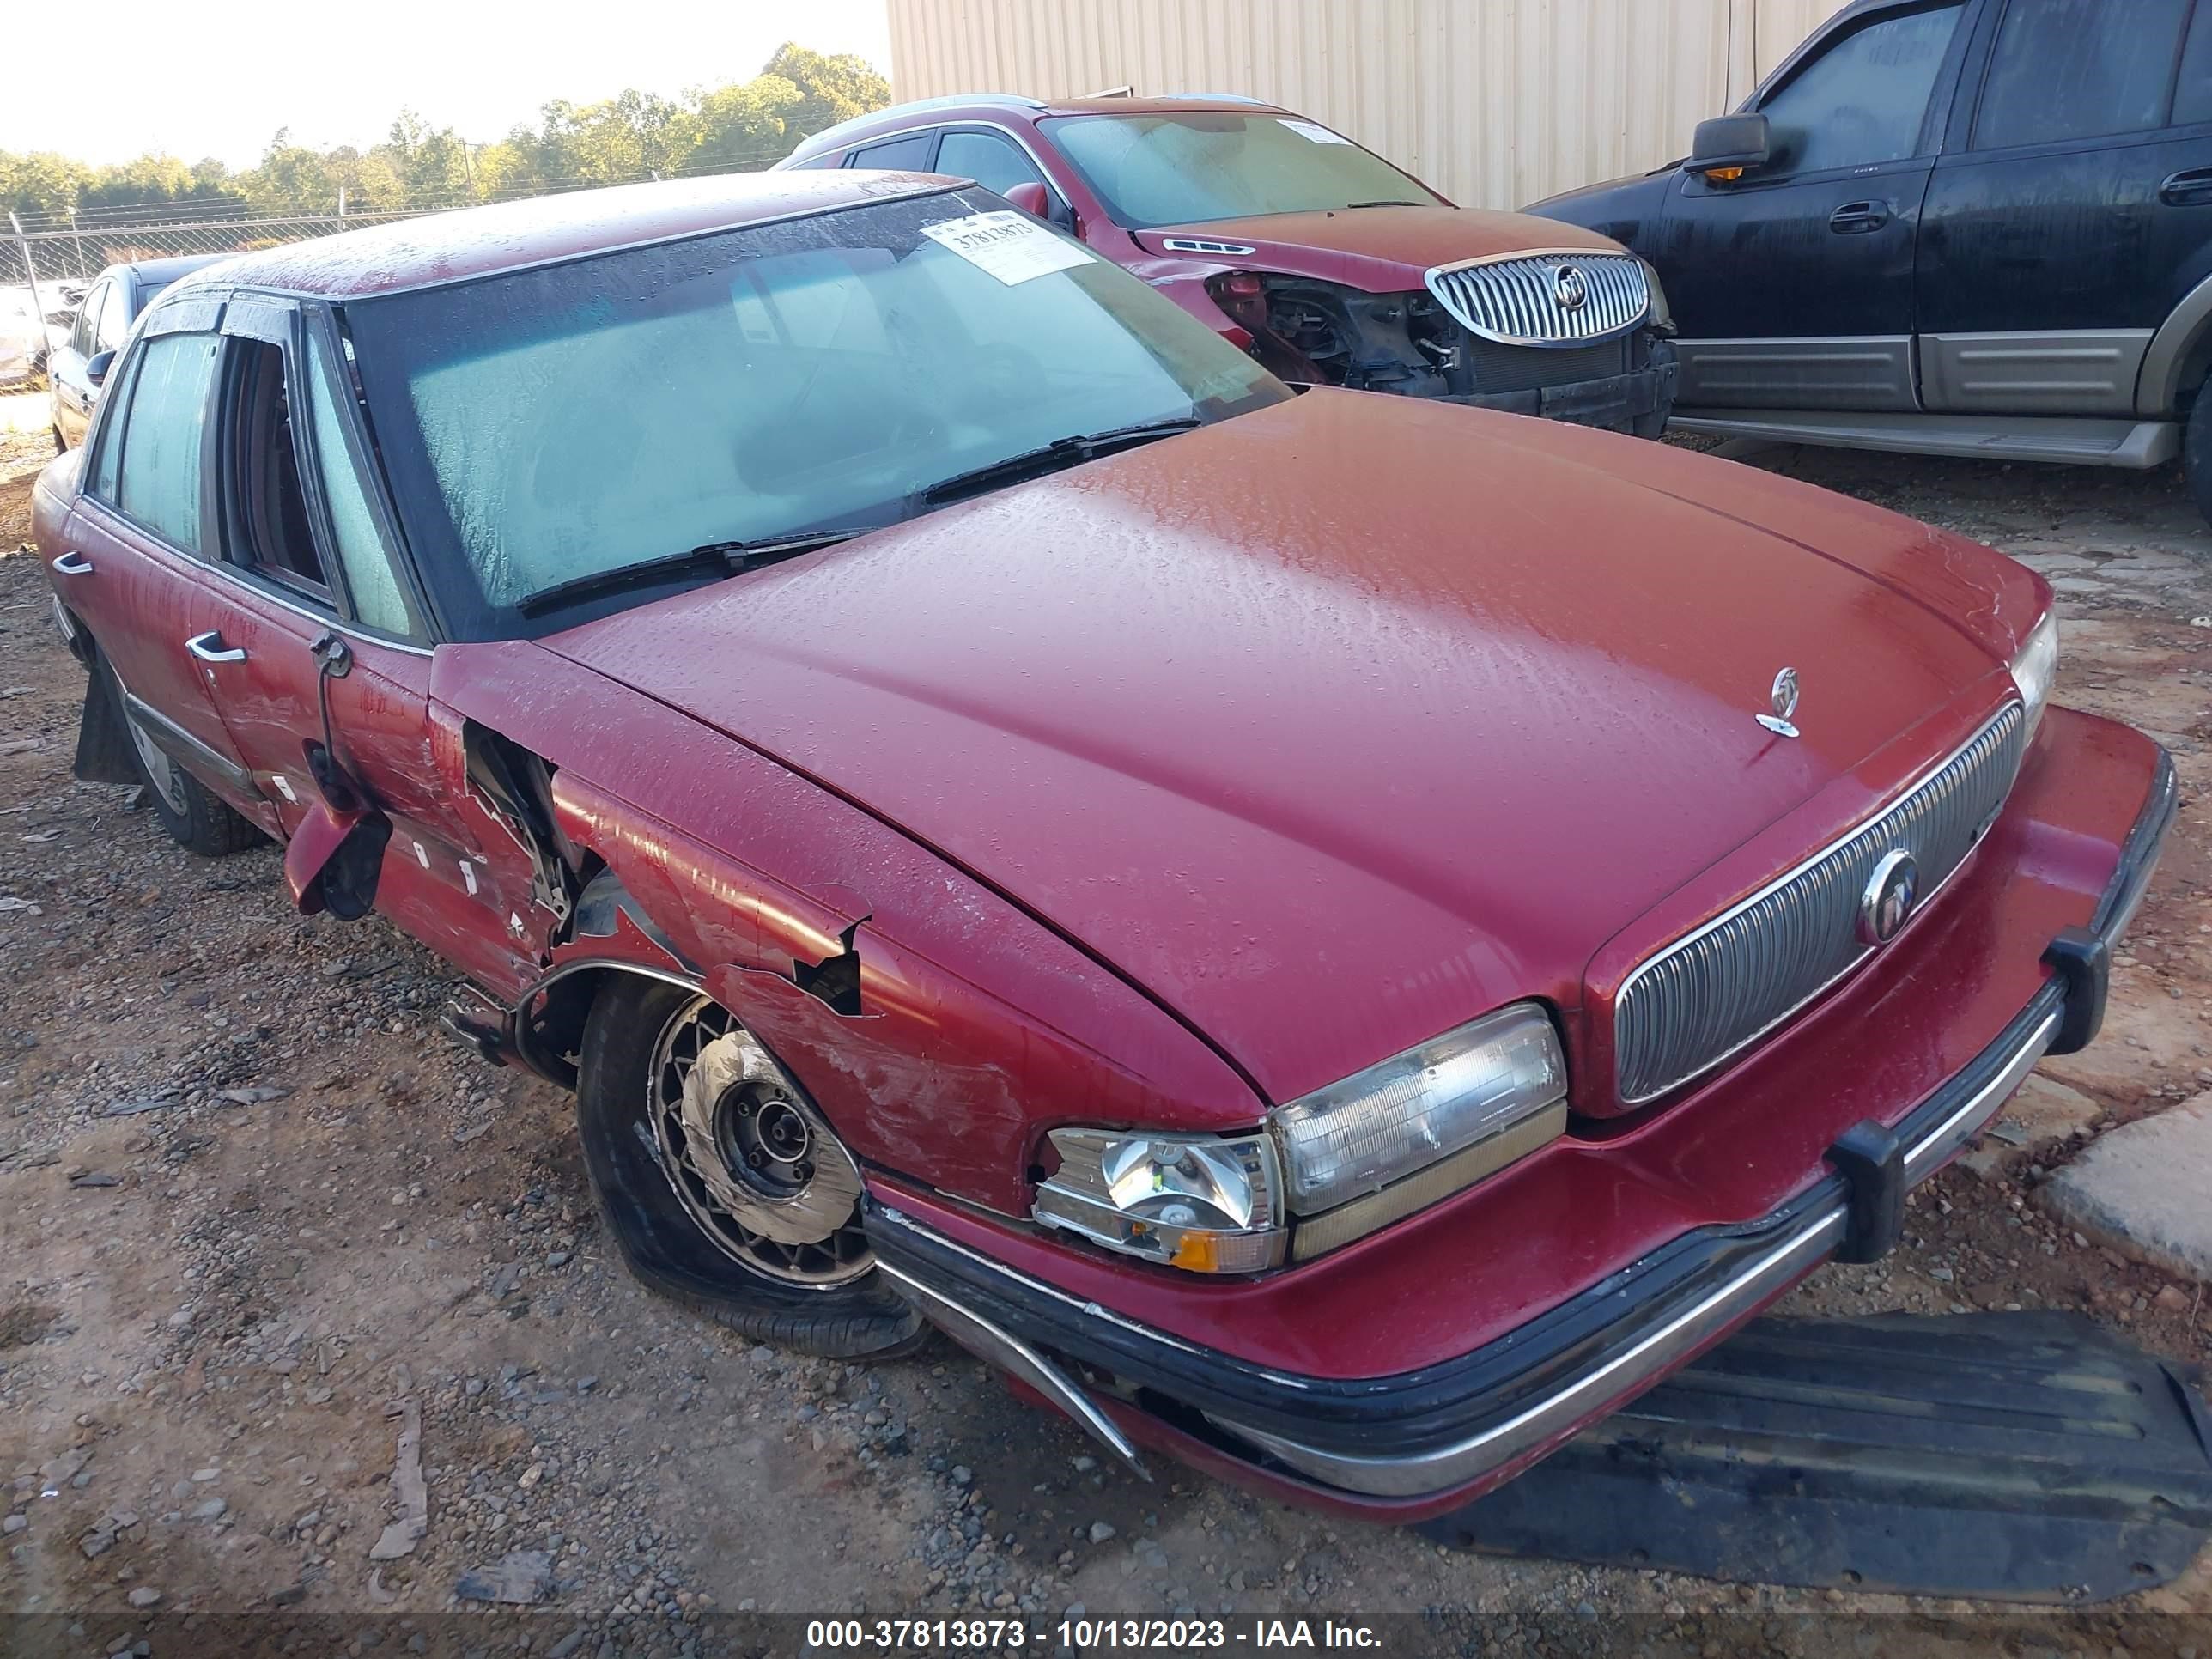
[2184,390,2212,530]
[574,975,925,1358]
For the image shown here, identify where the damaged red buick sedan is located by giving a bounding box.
[33,171,2173,1521]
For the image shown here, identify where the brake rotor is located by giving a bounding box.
[676,1028,862,1248]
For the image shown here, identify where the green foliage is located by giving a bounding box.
[0,42,890,224]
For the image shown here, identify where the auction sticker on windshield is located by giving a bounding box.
[921,212,1094,285]
[1279,118,1352,144]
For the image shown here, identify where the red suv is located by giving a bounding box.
[778,94,1680,436]
[33,171,2169,1521]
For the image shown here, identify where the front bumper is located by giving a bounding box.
[871,736,2174,1516]
[1446,337,1679,433]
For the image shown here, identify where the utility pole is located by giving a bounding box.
[68,209,87,279]
[462,143,478,202]
[338,186,348,224]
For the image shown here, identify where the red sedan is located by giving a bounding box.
[31,170,2172,1521]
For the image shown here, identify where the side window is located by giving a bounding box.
[848,133,936,170]
[937,130,1048,197]
[222,339,327,598]
[2182,3,2212,127]
[301,327,413,635]
[72,283,108,357]
[114,331,222,551]
[84,344,145,503]
[1977,0,2193,149]
[1758,4,1965,174]
[95,284,131,354]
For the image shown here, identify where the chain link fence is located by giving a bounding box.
[3,206,435,293]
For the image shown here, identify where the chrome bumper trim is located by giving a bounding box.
[877,1259,1150,1482]
[1209,1005,2060,1498]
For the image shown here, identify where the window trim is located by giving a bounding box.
[816,118,1077,218]
[199,301,435,652]
[845,130,942,171]
[1744,0,1974,180]
[1965,0,2197,154]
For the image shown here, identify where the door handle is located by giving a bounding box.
[185,630,247,665]
[2161,168,2212,206]
[51,551,93,576]
[1829,200,1891,234]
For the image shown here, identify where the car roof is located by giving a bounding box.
[782,93,1293,162]
[125,253,227,287]
[167,170,956,302]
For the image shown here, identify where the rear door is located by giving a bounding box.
[1916,0,2206,415]
[59,306,270,823]
[1656,0,1970,410]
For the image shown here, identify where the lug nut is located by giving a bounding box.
[746,1150,768,1169]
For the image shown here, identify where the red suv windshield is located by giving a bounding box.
[1044,112,1443,228]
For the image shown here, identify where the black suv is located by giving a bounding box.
[1531,0,2212,517]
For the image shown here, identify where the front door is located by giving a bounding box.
[191,301,540,991]
[49,277,115,448]
[1917,0,2211,415]
[1656,0,1971,410]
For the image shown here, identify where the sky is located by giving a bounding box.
[1,0,896,168]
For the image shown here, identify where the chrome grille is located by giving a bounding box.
[1614,704,2028,1104]
[1425,252,1650,346]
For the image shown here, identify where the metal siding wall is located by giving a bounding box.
[885,0,1850,209]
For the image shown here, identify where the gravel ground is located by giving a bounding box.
[4,401,2212,1656]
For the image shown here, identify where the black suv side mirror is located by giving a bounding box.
[1687,112,1771,179]
[85,349,115,386]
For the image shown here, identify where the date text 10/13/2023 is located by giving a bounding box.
[803,1617,1387,1650]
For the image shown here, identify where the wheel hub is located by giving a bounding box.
[649,996,871,1285]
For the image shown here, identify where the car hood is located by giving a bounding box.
[1129,205,1624,293]
[544,390,2015,1105]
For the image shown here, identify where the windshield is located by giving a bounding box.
[342,186,1288,636]
[1044,113,1445,229]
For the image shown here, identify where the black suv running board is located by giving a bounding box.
[1671,409,2179,469]
[1419,1310,2212,1603]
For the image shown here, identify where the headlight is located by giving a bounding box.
[1033,1130,1285,1273]
[1271,1002,1568,1258]
[1638,258,1674,335]
[1031,1003,1569,1273]
[2009,611,2058,739]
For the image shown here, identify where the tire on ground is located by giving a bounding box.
[2185,387,2212,531]
[98,653,262,857]
[574,974,927,1358]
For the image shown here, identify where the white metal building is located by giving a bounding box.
[886,0,1853,210]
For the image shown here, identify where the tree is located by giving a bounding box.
[3,43,893,224]
[758,44,893,142]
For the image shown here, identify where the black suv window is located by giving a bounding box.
[1976,0,2193,149]
[937,130,1046,197]
[1759,3,1964,174]
[2167,2,2212,128]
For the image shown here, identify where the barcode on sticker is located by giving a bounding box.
[920,211,1094,285]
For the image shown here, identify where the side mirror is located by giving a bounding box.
[1687,112,1771,179]
[86,349,114,386]
[1004,180,1050,218]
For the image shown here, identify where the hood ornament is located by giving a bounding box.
[1756,667,1801,738]
[1553,264,1589,312]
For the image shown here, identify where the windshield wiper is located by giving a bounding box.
[918,417,1200,506]
[515,530,866,617]
[1343,198,1421,209]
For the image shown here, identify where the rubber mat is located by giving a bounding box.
[1418,1310,2212,1602]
